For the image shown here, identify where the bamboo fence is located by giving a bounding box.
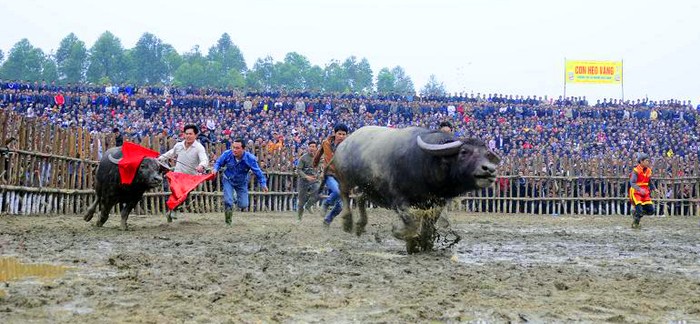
[1,110,698,217]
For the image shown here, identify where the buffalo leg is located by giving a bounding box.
[355,194,368,237]
[120,201,139,231]
[391,208,418,240]
[418,215,437,252]
[338,183,354,233]
[391,206,418,242]
[96,201,114,227]
[84,199,98,222]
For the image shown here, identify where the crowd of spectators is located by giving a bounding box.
[1,80,698,182]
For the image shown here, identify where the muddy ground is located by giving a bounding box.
[0,210,699,323]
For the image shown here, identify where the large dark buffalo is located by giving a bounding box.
[84,147,168,230]
[333,126,500,253]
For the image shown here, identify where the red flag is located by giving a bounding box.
[118,142,160,185]
[166,172,216,210]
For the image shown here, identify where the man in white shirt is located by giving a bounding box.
[159,124,209,222]
[159,124,209,175]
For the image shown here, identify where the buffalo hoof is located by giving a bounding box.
[405,239,420,254]
[354,225,365,237]
[418,235,435,252]
[341,216,353,234]
[84,213,94,222]
[95,221,105,228]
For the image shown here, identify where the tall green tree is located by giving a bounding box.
[0,50,5,65]
[205,33,247,88]
[342,56,373,93]
[391,66,415,95]
[173,62,206,87]
[42,53,58,82]
[55,33,87,83]
[86,31,127,84]
[420,74,447,97]
[207,33,247,73]
[204,61,225,87]
[131,32,169,84]
[0,39,46,81]
[376,68,395,94]
[246,56,276,91]
[305,65,324,92]
[181,45,206,66]
[275,52,312,91]
[323,60,346,92]
[173,45,211,87]
[173,46,208,87]
[162,44,182,83]
[223,68,245,88]
[122,49,136,83]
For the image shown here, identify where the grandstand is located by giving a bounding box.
[1,81,698,216]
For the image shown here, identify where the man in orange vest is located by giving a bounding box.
[629,153,658,229]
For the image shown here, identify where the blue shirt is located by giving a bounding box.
[213,150,267,187]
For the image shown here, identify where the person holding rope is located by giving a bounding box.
[158,124,209,222]
[629,152,659,229]
[212,138,268,225]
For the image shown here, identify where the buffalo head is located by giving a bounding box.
[107,150,169,187]
[417,135,500,189]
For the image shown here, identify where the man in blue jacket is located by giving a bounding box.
[212,138,269,225]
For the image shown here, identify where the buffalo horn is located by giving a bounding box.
[107,152,122,164]
[416,135,463,156]
[155,159,172,171]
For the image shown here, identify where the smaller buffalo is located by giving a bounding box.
[84,147,168,230]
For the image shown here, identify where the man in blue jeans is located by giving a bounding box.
[212,138,268,225]
[313,123,349,227]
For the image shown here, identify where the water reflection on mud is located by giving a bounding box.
[0,256,70,282]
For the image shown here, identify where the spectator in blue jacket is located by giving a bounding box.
[212,138,269,225]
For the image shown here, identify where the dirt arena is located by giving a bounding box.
[0,210,698,323]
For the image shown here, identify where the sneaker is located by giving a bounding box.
[166,211,173,223]
[322,219,331,228]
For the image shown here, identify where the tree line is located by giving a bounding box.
[0,32,448,96]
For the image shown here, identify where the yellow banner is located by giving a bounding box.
[565,60,622,84]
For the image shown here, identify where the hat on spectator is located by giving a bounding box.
[636,152,649,163]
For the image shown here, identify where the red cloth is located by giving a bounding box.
[166,172,216,210]
[118,142,160,185]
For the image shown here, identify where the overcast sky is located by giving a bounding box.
[1,0,699,102]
